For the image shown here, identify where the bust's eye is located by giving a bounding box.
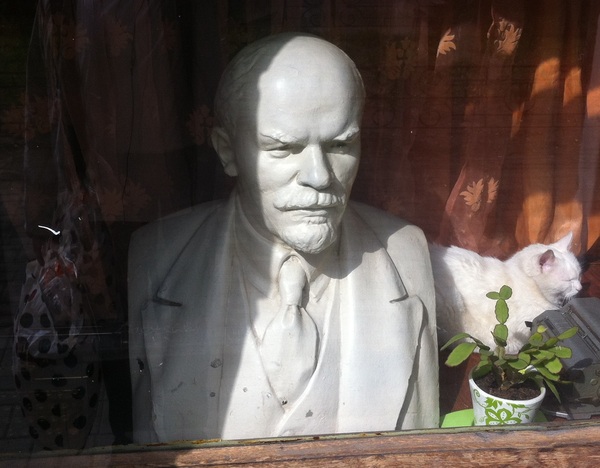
[268,143,305,158]
[326,135,358,153]
[269,145,293,158]
[329,141,348,151]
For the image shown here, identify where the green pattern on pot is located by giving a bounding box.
[469,377,546,426]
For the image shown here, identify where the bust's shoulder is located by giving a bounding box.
[132,199,228,247]
[347,201,433,300]
[347,201,426,247]
[129,199,230,281]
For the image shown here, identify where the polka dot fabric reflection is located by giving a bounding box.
[13,260,101,450]
[14,339,101,450]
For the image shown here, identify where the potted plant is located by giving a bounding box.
[441,285,578,425]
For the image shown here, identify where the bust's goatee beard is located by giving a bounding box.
[279,222,339,254]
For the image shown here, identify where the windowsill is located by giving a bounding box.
[2,420,599,465]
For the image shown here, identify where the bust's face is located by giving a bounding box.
[230,41,362,254]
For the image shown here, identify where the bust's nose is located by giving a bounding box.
[297,145,332,190]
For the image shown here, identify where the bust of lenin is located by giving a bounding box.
[128,33,438,444]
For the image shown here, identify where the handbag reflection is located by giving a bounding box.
[13,189,113,450]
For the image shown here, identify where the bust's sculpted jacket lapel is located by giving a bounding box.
[129,199,234,442]
[337,207,425,433]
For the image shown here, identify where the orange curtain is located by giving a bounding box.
[216,0,600,258]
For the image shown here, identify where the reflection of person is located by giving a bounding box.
[128,33,438,443]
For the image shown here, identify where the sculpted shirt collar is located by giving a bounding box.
[233,193,333,302]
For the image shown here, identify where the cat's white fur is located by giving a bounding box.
[430,233,582,353]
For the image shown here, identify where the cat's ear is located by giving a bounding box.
[553,232,573,251]
[211,126,238,177]
[539,249,556,272]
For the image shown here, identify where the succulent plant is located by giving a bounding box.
[441,285,578,401]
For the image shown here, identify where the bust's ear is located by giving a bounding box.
[211,126,238,177]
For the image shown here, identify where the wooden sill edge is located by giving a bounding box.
[3,420,600,466]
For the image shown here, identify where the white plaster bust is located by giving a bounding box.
[128,33,439,444]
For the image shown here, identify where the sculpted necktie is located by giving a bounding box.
[260,256,319,405]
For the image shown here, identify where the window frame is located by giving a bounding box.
[5,421,600,465]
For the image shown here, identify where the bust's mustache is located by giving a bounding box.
[274,191,345,211]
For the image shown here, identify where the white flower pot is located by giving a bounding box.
[469,372,546,426]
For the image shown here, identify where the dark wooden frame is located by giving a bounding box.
[4,420,600,466]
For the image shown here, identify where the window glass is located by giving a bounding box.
[1,0,599,459]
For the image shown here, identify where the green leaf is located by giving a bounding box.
[545,357,563,374]
[517,352,531,365]
[557,326,578,341]
[541,337,558,349]
[507,358,529,370]
[536,325,548,334]
[499,285,512,300]
[493,338,507,348]
[552,346,572,359]
[530,374,560,401]
[532,349,554,361]
[473,362,492,379]
[528,333,544,347]
[486,292,500,300]
[495,299,509,324]
[544,379,561,402]
[445,342,478,367]
[471,338,491,351]
[440,333,471,351]
[537,366,561,381]
[493,324,508,344]
[531,374,544,387]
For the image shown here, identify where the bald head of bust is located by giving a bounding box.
[213,33,365,135]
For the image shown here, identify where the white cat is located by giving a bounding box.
[430,233,582,354]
